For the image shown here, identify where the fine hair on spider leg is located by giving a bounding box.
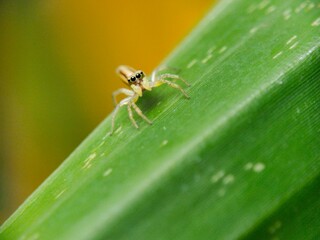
[157,79,190,99]
[127,104,139,129]
[159,73,191,86]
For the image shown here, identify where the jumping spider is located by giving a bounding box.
[110,65,190,135]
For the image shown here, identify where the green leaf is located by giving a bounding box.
[1,0,320,239]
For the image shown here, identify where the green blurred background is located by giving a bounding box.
[0,0,214,223]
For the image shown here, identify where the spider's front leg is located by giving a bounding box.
[110,90,152,135]
[127,103,139,129]
[110,89,135,135]
[151,65,181,83]
[111,97,140,135]
[158,73,191,87]
[150,66,190,98]
[112,88,135,106]
[152,75,190,99]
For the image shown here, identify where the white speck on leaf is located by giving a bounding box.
[258,0,270,10]
[253,162,265,172]
[283,9,292,20]
[277,80,283,85]
[103,168,113,177]
[273,51,283,59]
[311,17,320,26]
[266,5,276,14]
[102,134,108,140]
[296,107,301,114]
[219,46,228,54]
[286,35,297,45]
[250,26,259,34]
[202,54,212,64]
[187,59,198,68]
[55,189,66,199]
[115,126,123,135]
[211,170,225,183]
[295,2,307,13]
[97,140,105,148]
[82,153,97,169]
[244,162,253,170]
[161,140,169,146]
[223,174,235,185]
[289,41,299,50]
[307,3,315,11]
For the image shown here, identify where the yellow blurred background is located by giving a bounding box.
[0,0,214,223]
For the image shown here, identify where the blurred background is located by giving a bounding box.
[0,0,214,223]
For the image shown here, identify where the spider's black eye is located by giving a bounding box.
[130,76,136,82]
[136,73,141,79]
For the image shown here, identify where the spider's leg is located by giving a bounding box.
[127,103,139,129]
[112,88,134,106]
[151,69,157,83]
[159,73,190,86]
[156,79,190,99]
[131,102,153,125]
[151,65,181,82]
[110,96,133,135]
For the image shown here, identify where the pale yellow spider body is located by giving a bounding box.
[110,65,190,135]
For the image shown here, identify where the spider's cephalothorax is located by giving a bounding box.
[110,65,190,135]
[116,65,151,97]
[117,65,144,85]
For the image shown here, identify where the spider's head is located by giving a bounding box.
[116,66,149,93]
[127,70,145,85]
